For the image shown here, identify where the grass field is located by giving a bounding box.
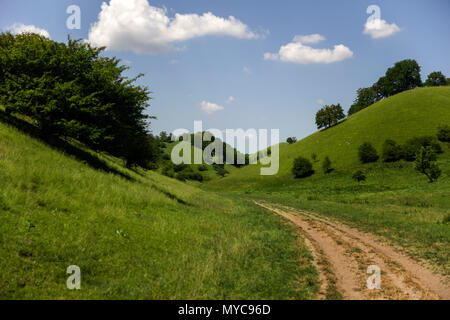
[209,160,450,274]
[206,87,450,275]
[0,119,318,299]
[213,87,450,184]
[1,86,448,299]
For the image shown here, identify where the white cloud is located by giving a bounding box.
[293,34,325,44]
[8,23,50,38]
[87,0,258,54]
[264,34,353,64]
[364,19,400,39]
[226,96,236,103]
[201,101,224,114]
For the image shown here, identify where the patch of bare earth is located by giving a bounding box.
[255,201,450,300]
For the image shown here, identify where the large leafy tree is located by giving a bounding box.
[375,59,422,98]
[315,104,345,129]
[0,32,155,167]
[348,86,380,116]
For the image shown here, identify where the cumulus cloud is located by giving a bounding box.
[8,23,50,38]
[264,34,353,64]
[201,101,224,114]
[364,19,400,39]
[87,0,258,54]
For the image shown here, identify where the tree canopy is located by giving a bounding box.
[0,32,155,167]
[348,86,379,116]
[315,104,345,129]
[348,59,423,116]
[424,71,448,87]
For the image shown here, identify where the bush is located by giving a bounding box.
[0,33,154,167]
[162,166,175,178]
[286,137,297,144]
[176,172,187,182]
[322,156,333,174]
[198,164,208,171]
[382,139,403,162]
[437,125,450,142]
[352,170,366,183]
[162,154,171,161]
[414,146,441,183]
[403,136,442,161]
[173,164,188,172]
[216,168,229,177]
[443,214,450,224]
[358,142,379,163]
[292,157,314,178]
[190,172,204,182]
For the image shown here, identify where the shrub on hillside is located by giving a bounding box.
[402,136,443,161]
[382,139,403,162]
[216,168,229,177]
[352,170,366,183]
[0,33,155,168]
[414,146,441,183]
[322,156,333,174]
[173,164,188,172]
[162,165,175,178]
[187,172,203,182]
[292,157,314,178]
[437,125,450,142]
[286,137,297,144]
[424,71,448,87]
[198,164,208,171]
[358,143,379,163]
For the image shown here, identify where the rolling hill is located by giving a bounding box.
[0,113,316,299]
[210,86,450,186]
[204,86,450,275]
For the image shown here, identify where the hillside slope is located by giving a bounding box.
[214,87,450,184]
[0,118,317,299]
[204,87,450,275]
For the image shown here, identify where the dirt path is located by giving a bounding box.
[255,201,450,300]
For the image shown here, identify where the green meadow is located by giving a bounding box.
[0,118,317,299]
[206,87,450,275]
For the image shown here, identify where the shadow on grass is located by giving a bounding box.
[0,110,135,181]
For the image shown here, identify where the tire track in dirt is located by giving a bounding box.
[255,201,450,300]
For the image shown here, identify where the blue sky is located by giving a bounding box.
[1,0,449,145]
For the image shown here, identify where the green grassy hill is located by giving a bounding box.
[0,117,317,299]
[205,87,450,274]
[212,87,450,186]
